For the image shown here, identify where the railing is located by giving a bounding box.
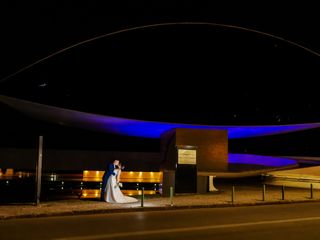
[0,170,162,203]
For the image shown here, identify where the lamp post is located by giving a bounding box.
[35,136,43,205]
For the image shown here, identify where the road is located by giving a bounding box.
[2,202,320,240]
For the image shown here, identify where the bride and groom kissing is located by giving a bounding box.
[100,159,138,203]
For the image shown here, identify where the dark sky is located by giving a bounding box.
[0,2,320,154]
[1,2,320,124]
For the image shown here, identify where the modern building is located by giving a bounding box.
[1,95,319,197]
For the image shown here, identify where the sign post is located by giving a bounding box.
[175,145,197,193]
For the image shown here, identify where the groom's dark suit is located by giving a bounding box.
[100,163,116,201]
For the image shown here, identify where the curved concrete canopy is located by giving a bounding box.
[1,95,320,139]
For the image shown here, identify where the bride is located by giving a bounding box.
[104,162,138,203]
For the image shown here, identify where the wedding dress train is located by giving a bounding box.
[104,169,138,203]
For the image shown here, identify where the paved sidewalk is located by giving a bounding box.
[1,185,319,220]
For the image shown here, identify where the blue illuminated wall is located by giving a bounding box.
[228,154,297,167]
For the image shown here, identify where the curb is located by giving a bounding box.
[1,199,320,220]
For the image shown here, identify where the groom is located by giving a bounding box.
[100,159,119,201]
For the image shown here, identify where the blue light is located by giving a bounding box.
[1,95,320,139]
[99,117,320,139]
[228,154,297,167]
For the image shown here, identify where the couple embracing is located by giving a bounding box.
[100,159,138,203]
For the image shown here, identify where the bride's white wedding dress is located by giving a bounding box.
[104,169,138,203]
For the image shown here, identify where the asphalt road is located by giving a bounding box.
[2,202,320,240]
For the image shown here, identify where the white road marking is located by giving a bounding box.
[55,216,320,240]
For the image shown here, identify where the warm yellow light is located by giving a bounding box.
[81,189,158,199]
[5,169,14,176]
[83,170,104,181]
[83,171,162,183]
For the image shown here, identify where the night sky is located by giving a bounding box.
[0,2,320,154]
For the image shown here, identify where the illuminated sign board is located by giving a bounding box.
[178,149,197,165]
